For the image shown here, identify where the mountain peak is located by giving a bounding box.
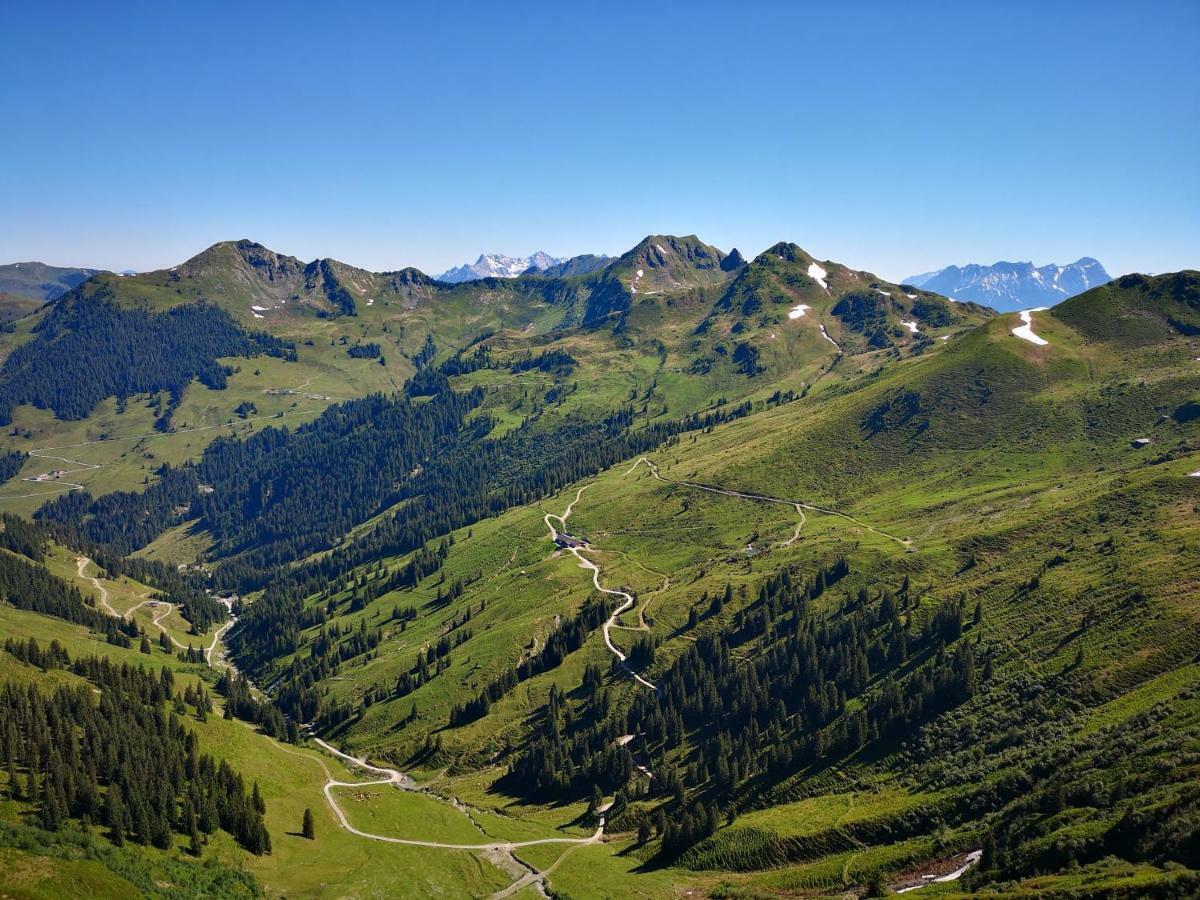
[621,235,728,269]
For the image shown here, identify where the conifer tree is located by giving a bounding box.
[302,808,315,839]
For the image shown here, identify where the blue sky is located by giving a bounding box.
[1,1,1197,281]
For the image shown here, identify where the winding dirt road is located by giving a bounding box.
[544,487,658,691]
[308,736,608,851]
[76,556,118,616]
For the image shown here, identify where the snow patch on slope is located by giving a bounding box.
[1012,308,1050,346]
[808,262,829,291]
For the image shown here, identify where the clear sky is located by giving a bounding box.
[2,1,1197,281]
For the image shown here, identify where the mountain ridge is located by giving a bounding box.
[0,261,107,301]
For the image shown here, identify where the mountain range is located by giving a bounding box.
[436,251,568,282]
[0,231,1196,898]
[905,257,1111,310]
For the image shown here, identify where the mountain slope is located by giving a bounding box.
[697,241,993,381]
[0,261,106,301]
[1052,269,1200,346]
[211,269,1196,896]
[1,265,1198,897]
[906,257,1110,311]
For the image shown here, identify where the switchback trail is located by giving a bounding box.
[76,555,192,650]
[544,487,658,691]
[623,457,912,549]
[76,556,118,617]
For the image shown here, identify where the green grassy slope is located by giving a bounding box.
[192,273,1196,895]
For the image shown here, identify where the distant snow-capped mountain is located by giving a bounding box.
[904,258,1110,311]
[436,251,566,283]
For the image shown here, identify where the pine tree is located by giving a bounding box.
[302,807,315,840]
[107,789,126,846]
[587,784,602,816]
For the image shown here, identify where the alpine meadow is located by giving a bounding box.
[1,3,1198,898]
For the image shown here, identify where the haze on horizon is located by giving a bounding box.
[1,1,1197,283]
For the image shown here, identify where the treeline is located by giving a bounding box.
[449,595,612,726]
[40,385,484,567]
[0,295,294,423]
[0,649,270,855]
[0,510,49,561]
[508,566,984,849]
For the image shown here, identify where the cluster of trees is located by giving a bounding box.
[216,670,296,744]
[509,348,577,374]
[438,344,494,377]
[160,583,228,635]
[0,296,293,423]
[1,650,270,855]
[393,633,455,701]
[346,342,381,359]
[4,636,71,669]
[411,334,437,369]
[365,539,451,600]
[508,566,984,844]
[0,449,24,482]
